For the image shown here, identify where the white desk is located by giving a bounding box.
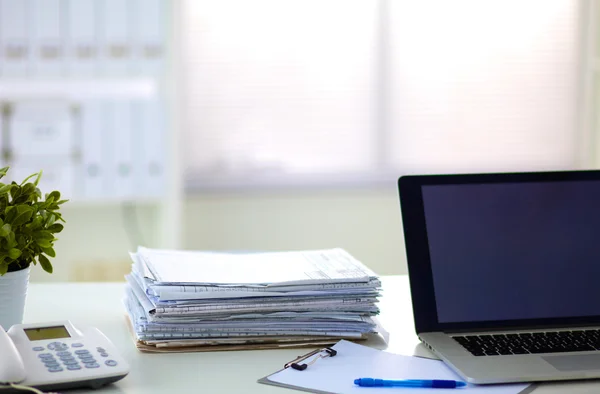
[24,276,600,393]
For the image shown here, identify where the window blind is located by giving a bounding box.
[180,0,584,189]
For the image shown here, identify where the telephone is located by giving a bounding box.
[0,320,129,392]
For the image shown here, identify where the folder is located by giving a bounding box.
[31,0,64,77]
[7,158,75,200]
[79,101,107,201]
[0,0,31,77]
[132,99,165,198]
[9,101,74,158]
[99,0,132,76]
[130,0,166,76]
[65,0,99,77]
[108,101,135,199]
[258,340,534,394]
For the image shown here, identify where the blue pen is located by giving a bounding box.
[354,378,467,388]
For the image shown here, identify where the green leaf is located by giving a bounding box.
[9,184,21,200]
[8,248,21,260]
[5,206,17,223]
[21,183,36,199]
[0,223,11,237]
[12,208,33,227]
[0,262,7,276]
[29,216,43,231]
[0,183,13,196]
[47,191,60,201]
[34,171,42,186]
[47,223,64,233]
[46,214,56,227]
[34,230,54,240]
[41,247,55,258]
[7,232,16,249]
[0,167,8,179]
[38,254,52,274]
[35,239,52,248]
[20,172,40,185]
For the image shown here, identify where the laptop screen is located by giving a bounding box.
[422,180,600,324]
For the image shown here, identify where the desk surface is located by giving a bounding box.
[24,276,600,393]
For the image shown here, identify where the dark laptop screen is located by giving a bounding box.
[422,180,600,324]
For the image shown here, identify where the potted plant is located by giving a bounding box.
[0,167,67,329]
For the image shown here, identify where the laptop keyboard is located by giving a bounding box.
[453,330,600,356]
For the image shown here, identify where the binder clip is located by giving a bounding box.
[284,347,338,371]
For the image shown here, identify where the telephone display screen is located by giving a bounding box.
[24,326,71,341]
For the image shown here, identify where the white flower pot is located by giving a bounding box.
[0,267,30,330]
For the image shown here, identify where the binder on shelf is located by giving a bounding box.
[99,0,133,76]
[0,0,31,77]
[131,0,166,77]
[108,101,135,199]
[31,0,63,77]
[133,99,165,198]
[65,0,99,77]
[7,158,75,200]
[9,101,74,158]
[79,101,107,200]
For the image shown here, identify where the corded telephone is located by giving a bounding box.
[0,320,129,392]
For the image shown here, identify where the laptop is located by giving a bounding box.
[398,170,600,384]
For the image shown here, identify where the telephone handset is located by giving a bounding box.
[0,320,129,391]
[0,326,26,384]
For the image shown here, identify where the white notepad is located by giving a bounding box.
[258,340,534,394]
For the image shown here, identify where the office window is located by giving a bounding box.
[180,0,583,190]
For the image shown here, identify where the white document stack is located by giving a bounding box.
[123,247,382,352]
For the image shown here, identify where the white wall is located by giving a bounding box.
[182,189,407,276]
[29,189,408,282]
[29,203,161,283]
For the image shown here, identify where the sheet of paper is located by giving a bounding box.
[149,279,382,295]
[137,247,377,285]
[264,340,530,394]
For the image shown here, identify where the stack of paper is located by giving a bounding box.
[123,247,382,352]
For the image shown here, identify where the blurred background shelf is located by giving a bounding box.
[0,79,158,100]
[0,0,182,282]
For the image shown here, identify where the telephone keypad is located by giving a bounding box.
[32,346,45,351]
[37,344,114,373]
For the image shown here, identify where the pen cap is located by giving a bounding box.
[431,380,465,388]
